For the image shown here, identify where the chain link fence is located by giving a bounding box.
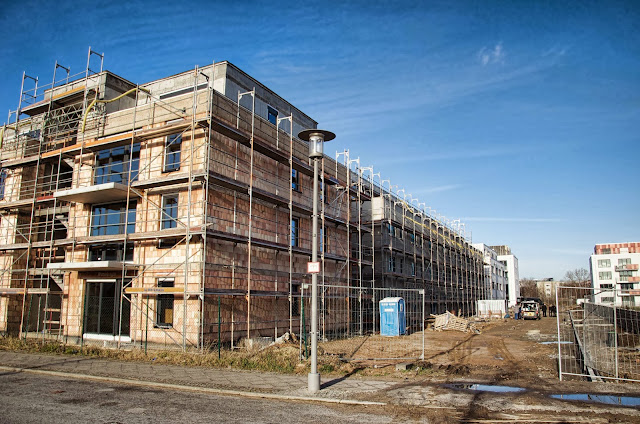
[557,286,640,383]
[16,282,425,362]
[301,284,425,361]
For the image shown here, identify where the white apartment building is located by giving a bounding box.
[590,242,640,307]
[490,245,520,307]
[473,243,507,301]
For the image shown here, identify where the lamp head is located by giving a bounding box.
[298,129,335,158]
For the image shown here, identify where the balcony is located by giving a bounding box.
[54,182,140,204]
[615,264,639,272]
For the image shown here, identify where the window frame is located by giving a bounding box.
[94,143,140,185]
[155,278,174,328]
[598,259,611,268]
[90,201,136,237]
[161,193,179,230]
[291,217,300,247]
[388,254,396,273]
[291,169,300,192]
[164,133,183,172]
[0,169,7,200]
[267,105,279,125]
[598,271,612,280]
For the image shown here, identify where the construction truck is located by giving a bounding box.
[521,300,541,320]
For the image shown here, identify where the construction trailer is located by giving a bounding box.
[0,51,485,350]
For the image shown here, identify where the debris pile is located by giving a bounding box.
[431,311,480,334]
[267,331,298,348]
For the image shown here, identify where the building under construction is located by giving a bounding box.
[0,51,485,350]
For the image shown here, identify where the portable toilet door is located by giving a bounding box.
[379,297,406,336]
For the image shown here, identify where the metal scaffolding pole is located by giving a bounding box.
[237,89,255,342]
[277,114,294,334]
[200,62,214,350]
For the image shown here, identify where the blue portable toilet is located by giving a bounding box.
[379,297,406,336]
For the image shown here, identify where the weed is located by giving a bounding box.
[0,336,344,376]
[320,364,335,373]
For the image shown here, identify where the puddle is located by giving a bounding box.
[540,341,573,345]
[446,383,526,393]
[551,394,640,407]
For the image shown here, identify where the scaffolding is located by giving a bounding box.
[0,51,485,352]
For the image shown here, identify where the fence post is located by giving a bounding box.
[556,286,562,381]
[421,289,425,360]
[218,296,221,359]
[145,297,148,355]
[613,286,618,380]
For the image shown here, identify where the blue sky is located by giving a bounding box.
[1,0,638,279]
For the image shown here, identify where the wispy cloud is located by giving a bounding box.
[304,47,566,133]
[478,42,505,66]
[549,248,588,256]
[375,144,541,166]
[462,217,564,223]
[542,45,569,58]
[413,184,462,195]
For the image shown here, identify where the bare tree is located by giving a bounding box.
[520,278,539,298]
[564,268,591,287]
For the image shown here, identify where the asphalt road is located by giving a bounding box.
[0,371,394,424]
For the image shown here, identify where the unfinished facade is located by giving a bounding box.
[0,52,484,350]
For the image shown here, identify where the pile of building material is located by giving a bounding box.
[431,311,480,334]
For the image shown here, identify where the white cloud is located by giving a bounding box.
[478,42,505,66]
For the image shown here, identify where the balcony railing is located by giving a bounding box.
[615,264,639,271]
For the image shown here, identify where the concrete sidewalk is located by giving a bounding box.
[3,350,638,422]
[0,351,394,404]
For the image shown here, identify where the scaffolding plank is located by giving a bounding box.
[0,288,25,295]
[0,199,35,211]
[47,261,139,271]
[131,172,205,190]
[133,118,206,140]
[203,288,289,297]
[1,155,40,168]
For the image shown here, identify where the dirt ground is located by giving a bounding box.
[319,315,561,384]
[319,316,640,423]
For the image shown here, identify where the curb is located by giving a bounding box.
[0,365,387,407]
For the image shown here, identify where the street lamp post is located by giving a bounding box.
[298,128,335,393]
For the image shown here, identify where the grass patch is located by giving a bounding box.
[0,337,323,375]
[0,337,385,377]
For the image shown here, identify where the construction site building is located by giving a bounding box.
[473,243,507,301]
[0,53,484,350]
[490,245,519,307]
